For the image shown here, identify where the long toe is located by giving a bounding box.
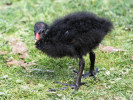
[47,82,87,92]
[83,68,99,79]
[73,68,99,79]
[73,70,85,76]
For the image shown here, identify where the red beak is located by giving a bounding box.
[35,32,40,40]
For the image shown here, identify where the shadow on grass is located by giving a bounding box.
[28,57,79,83]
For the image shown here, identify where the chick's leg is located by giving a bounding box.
[82,51,98,80]
[74,57,85,90]
[73,51,98,80]
[47,57,86,92]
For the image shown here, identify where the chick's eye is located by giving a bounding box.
[41,29,45,33]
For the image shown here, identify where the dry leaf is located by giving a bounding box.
[114,97,126,100]
[19,53,29,59]
[26,62,37,66]
[6,58,37,68]
[7,60,25,67]
[5,36,36,68]
[98,97,105,100]
[99,44,125,53]
[8,37,18,45]
[131,56,133,60]
[0,51,8,55]
[7,37,29,58]
[12,41,27,54]
[7,57,14,61]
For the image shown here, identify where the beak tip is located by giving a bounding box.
[35,32,40,41]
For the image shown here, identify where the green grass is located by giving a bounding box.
[0,0,133,99]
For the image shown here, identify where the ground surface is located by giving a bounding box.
[0,0,133,99]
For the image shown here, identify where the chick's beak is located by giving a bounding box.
[35,32,40,42]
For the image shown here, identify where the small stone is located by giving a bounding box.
[1,75,8,79]
[21,86,29,90]
[57,94,62,97]
[0,92,5,96]
[106,71,110,75]
[45,69,54,72]
[16,79,23,84]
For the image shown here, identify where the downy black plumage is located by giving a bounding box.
[34,11,113,91]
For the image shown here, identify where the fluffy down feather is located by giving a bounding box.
[35,12,113,58]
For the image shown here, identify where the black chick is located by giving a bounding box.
[34,12,113,91]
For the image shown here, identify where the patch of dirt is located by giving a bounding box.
[7,57,37,69]
[7,37,29,59]
[99,44,125,53]
[5,37,37,68]
[0,51,8,55]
